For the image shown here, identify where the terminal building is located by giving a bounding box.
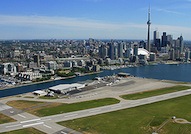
[49,83,85,94]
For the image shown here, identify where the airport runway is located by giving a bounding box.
[0,89,191,133]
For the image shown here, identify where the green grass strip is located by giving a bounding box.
[36,98,120,117]
[0,113,15,124]
[58,94,191,134]
[121,85,190,100]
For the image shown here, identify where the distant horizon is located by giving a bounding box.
[0,0,191,40]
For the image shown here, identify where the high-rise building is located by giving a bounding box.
[147,7,151,52]
[118,43,123,58]
[108,42,115,60]
[180,35,184,54]
[167,35,173,47]
[153,30,159,45]
[161,32,167,47]
[133,44,138,56]
[33,54,40,67]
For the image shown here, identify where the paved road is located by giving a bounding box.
[1,89,191,133]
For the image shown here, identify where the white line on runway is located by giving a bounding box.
[6,124,21,128]
[61,131,67,134]
[40,118,51,122]
[22,122,44,128]
[89,109,101,113]
[64,114,78,118]
[20,118,41,124]
[18,114,26,118]
[43,124,52,129]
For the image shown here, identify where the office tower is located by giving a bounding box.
[185,49,190,62]
[153,30,159,45]
[118,43,123,58]
[147,7,151,52]
[133,44,138,56]
[167,35,173,47]
[114,45,118,59]
[180,35,184,54]
[161,32,167,47]
[33,54,40,67]
[108,42,114,60]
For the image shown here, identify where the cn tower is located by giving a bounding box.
[147,7,151,52]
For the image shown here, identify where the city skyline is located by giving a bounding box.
[0,0,191,40]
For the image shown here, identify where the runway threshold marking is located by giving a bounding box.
[22,122,44,128]
[18,114,26,118]
[6,124,21,128]
[20,118,41,124]
[64,114,78,118]
[43,124,52,129]
[61,131,67,134]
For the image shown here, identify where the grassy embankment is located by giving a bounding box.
[0,114,15,124]
[7,98,120,117]
[59,94,191,134]
[121,85,191,100]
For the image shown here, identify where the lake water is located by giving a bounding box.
[0,63,191,98]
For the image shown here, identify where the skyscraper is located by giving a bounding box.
[180,35,184,54]
[153,30,159,45]
[161,32,167,47]
[147,7,151,52]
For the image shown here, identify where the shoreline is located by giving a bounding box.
[0,71,102,91]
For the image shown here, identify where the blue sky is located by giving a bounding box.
[0,0,191,40]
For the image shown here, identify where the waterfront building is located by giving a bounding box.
[63,61,72,68]
[0,63,17,75]
[92,65,101,72]
[150,53,156,61]
[169,48,175,60]
[185,49,190,62]
[78,60,86,66]
[47,61,57,70]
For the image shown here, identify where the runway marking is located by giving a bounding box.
[40,118,51,122]
[60,131,67,134]
[6,124,21,128]
[18,114,26,118]
[89,109,101,113]
[64,114,78,118]
[20,118,41,124]
[23,122,44,128]
[43,124,52,129]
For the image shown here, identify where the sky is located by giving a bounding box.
[0,0,191,40]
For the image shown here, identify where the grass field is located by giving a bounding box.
[1,128,45,134]
[121,85,191,100]
[6,98,119,117]
[0,113,15,124]
[6,100,45,110]
[59,94,191,134]
[35,98,120,117]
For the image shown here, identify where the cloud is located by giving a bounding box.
[0,14,145,30]
[0,14,190,40]
[155,8,184,15]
